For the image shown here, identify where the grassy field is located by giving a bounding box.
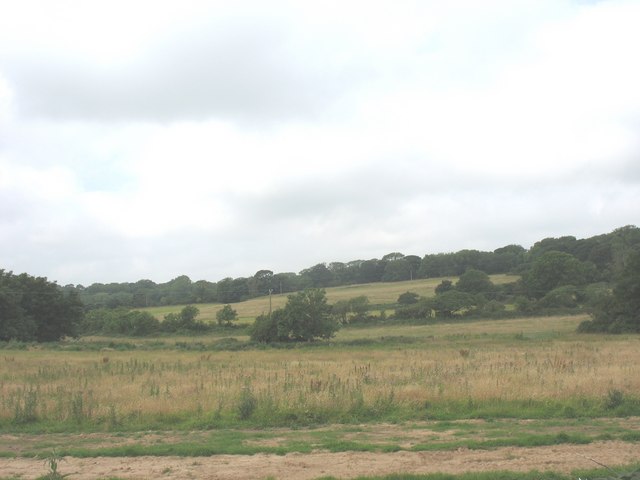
[140,274,520,324]
[2,308,640,479]
[2,314,639,433]
[2,276,640,479]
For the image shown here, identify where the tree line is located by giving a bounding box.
[67,226,640,310]
[2,225,639,342]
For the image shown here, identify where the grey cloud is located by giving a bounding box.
[2,18,367,123]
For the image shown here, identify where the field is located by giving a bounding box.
[1,278,640,479]
[140,275,520,323]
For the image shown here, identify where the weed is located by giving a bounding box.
[38,450,70,479]
[605,389,624,410]
[12,388,38,424]
[237,383,257,420]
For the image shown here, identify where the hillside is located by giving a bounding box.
[141,274,520,324]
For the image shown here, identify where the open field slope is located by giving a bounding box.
[141,274,519,323]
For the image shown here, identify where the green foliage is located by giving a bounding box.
[394,299,433,320]
[333,296,371,324]
[524,251,595,299]
[80,308,160,336]
[579,251,640,333]
[237,383,257,420]
[538,285,579,309]
[249,310,287,343]
[430,290,478,318]
[250,289,339,342]
[434,280,454,295]
[456,269,494,295]
[216,304,238,326]
[0,270,82,342]
[162,305,207,333]
[397,291,420,305]
[38,450,70,480]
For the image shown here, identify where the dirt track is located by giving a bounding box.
[1,441,639,479]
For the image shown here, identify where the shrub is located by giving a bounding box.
[397,291,420,305]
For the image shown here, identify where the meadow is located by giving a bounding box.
[2,314,639,434]
[140,275,520,324]
[1,277,640,479]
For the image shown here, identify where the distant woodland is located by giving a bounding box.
[1,225,639,341]
[67,225,639,309]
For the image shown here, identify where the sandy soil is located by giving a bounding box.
[1,441,638,479]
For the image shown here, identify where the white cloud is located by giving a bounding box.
[0,0,638,284]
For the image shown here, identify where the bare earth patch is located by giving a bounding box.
[1,441,639,479]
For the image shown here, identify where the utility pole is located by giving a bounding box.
[268,288,273,318]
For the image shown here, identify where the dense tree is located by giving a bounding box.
[163,305,206,332]
[0,270,83,342]
[300,263,335,288]
[249,270,274,297]
[397,291,420,305]
[430,290,477,318]
[523,251,595,298]
[434,280,454,295]
[382,259,411,282]
[579,251,640,333]
[62,225,639,312]
[80,308,160,336]
[250,309,288,343]
[456,269,494,295]
[250,289,338,342]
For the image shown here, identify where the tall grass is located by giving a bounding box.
[1,315,639,430]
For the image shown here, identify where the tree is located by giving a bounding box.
[249,270,273,297]
[431,290,476,318]
[347,295,370,322]
[0,270,83,342]
[435,280,454,295]
[216,304,238,326]
[331,296,370,324]
[456,269,494,295]
[397,291,420,305]
[579,250,640,333]
[250,309,288,343]
[300,264,335,288]
[523,251,594,298]
[280,289,338,341]
[382,259,411,281]
[162,305,205,332]
[250,289,339,342]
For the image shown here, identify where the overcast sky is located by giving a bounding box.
[1,0,639,286]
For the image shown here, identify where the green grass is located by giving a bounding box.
[2,417,639,458]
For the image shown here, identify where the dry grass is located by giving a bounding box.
[142,275,519,323]
[2,314,639,427]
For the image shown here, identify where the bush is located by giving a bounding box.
[250,289,338,343]
[162,305,208,333]
[216,304,238,326]
[397,291,420,305]
[250,310,287,343]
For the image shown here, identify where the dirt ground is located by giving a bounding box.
[1,441,638,479]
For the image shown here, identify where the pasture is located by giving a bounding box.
[1,281,640,479]
[140,275,520,324]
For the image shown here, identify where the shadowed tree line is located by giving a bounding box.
[63,226,640,312]
[1,226,639,341]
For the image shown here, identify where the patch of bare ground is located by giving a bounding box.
[1,441,639,480]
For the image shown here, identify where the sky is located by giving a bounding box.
[1,0,639,286]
